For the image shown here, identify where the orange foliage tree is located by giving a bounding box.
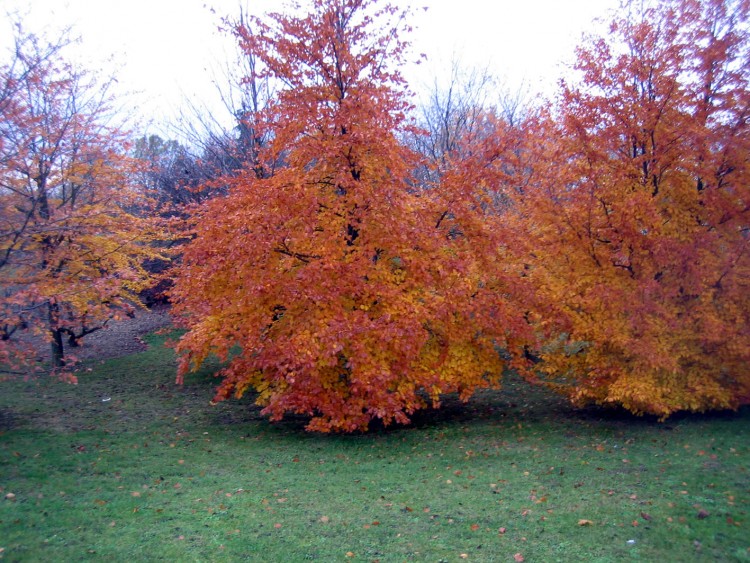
[171,0,536,432]
[508,0,750,416]
[0,27,163,372]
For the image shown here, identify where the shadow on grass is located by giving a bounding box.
[2,329,748,442]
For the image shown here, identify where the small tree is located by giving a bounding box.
[172,0,535,432]
[0,25,163,371]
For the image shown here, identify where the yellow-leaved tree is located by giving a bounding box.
[0,25,164,372]
[507,0,750,416]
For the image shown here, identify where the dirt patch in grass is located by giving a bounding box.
[72,305,173,361]
[20,305,173,366]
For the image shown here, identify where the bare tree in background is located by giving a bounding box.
[172,4,275,182]
[409,60,531,186]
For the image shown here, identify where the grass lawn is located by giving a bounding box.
[1,331,748,562]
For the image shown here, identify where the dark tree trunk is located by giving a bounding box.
[48,301,66,368]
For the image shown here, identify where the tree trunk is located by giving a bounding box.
[48,301,65,368]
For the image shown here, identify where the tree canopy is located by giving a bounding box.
[0,25,163,372]
[171,0,537,432]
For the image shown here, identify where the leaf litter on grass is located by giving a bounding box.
[0,341,748,560]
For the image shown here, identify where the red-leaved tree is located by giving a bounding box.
[171,0,536,432]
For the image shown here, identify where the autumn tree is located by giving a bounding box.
[0,25,163,371]
[509,0,750,416]
[171,0,536,432]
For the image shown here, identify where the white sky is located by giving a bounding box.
[1,0,619,137]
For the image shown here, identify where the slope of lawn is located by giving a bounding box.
[1,332,748,562]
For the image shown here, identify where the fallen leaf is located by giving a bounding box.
[578,519,594,526]
[514,553,525,562]
[470,523,480,531]
[346,552,354,558]
[498,527,507,534]
[274,523,282,529]
[640,512,652,521]
[697,510,710,519]
[319,516,330,523]
[5,493,16,501]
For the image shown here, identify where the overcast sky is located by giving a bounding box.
[1,0,619,136]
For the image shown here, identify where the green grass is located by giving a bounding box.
[1,332,748,562]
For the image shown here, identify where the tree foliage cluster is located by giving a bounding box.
[513,0,750,416]
[1,0,747,432]
[0,25,165,371]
